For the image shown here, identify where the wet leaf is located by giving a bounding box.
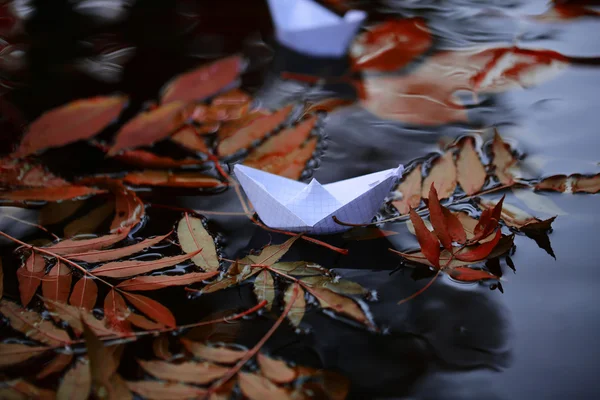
[17,253,45,306]
[479,198,556,231]
[441,207,467,244]
[177,215,219,272]
[427,185,452,250]
[0,379,56,400]
[104,290,131,333]
[456,137,486,195]
[122,292,176,328]
[257,353,296,384]
[138,359,229,384]
[0,300,71,346]
[392,164,422,214]
[253,270,275,310]
[170,126,210,154]
[301,276,368,296]
[126,380,206,399]
[454,211,496,244]
[0,159,69,188]
[271,261,329,277]
[535,175,568,192]
[44,298,118,337]
[64,202,114,237]
[251,137,318,180]
[0,185,105,202]
[122,170,224,188]
[454,229,502,262]
[161,55,242,104]
[153,336,172,360]
[217,104,294,156]
[206,102,250,122]
[422,151,456,200]
[200,269,260,294]
[128,312,165,330]
[108,101,187,155]
[15,95,127,156]
[36,352,73,379]
[92,251,199,278]
[109,183,145,233]
[284,283,305,328]
[308,286,374,329]
[108,374,133,400]
[69,277,98,311]
[239,372,292,400]
[39,200,85,226]
[213,89,251,105]
[82,322,123,398]
[409,209,440,268]
[57,358,91,400]
[68,232,171,263]
[491,131,516,185]
[180,339,247,364]
[116,271,219,291]
[0,343,47,368]
[572,173,600,193]
[46,231,129,256]
[112,149,200,168]
[448,267,500,282]
[341,226,400,241]
[40,263,71,306]
[351,18,432,72]
[239,235,300,266]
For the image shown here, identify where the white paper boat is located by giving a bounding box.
[266,0,367,57]
[234,164,403,234]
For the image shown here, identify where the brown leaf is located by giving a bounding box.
[206,102,250,122]
[82,322,123,398]
[308,287,375,329]
[572,173,600,193]
[217,104,294,156]
[284,283,305,328]
[108,101,187,155]
[128,312,165,330]
[138,359,229,385]
[69,277,98,311]
[304,98,354,115]
[108,374,133,400]
[64,202,115,237]
[271,261,329,277]
[479,198,556,231]
[57,358,91,400]
[161,55,242,104]
[122,292,176,328]
[300,276,368,296]
[117,271,219,291]
[17,253,45,306]
[41,262,72,305]
[456,137,486,195]
[392,164,422,214]
[170,126,210,154]
[448,267,500,282]
[535,175,568,192]
[217,109,270,140]
[109,181,145,233]
[36,353,74,379]
[239,372,292,400]
[239,235,300,267]
[253,270,275,310]
[0,185,105,202]
[126,380,206,399]
[409,209,440,268]
[491,131,516,185]
[177,215,219,271]
[0,380,56,400]
[15,95,127,157]
[0,300,71,346]
[44,298,118,337]
[104,290,131,333]
[68,232,171,263]
[180,339,247,364]
[0,343,48,368]
[153,336,172,360]
[122,170,224,188]
[250,137,318,180]
[46,231,129,256]
[93,251,199,278]
[257,353,296,384]
[112,149,200,169]
[200,269,260,294]
[422,151,456,200]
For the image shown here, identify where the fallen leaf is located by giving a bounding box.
[36,353,74,379]
[239,372,292,400]
[180,340,247,363]
[535,175,568,192]
[301,276,369,296]
[17,253,45,306]
[108,374,132,400]
[422,151,457,200]
[491,131,516,185]
[217,104,294,156]
[454,229,502,262]
[177,215,220,271]
[0,343,47,368]
[427,185,452,250]
[409,209,440,268]
[304,98,355,114]
[251,137,318,180]
[39,200,85,226]
[69,277,98,311]
[572,173,600,193]
[200,269,260,294]
[161,55,242,104]
[0,159,69,188]
[116,271,219,291]
[92,251,199,278]
[271,261,329,277]
[392,164,422,214]
[127,312,165,330]
[284,283,305,328]
[121,170,224,188]
[126,380,206,399]
[153,336,172,360]
[68,232,171,263]
[206,102,250,122]
[456,137,486,195]
[109,183,145,233]
[46,231,129,255]
[108,101,187,155]
[454,211,496,243]
[82,322,123,398]
[441,207,467,244]
[138,359,229,385]
[448,266,500,282]
[170,126,210,154]
[15,95,127,156]
[253,270,275,310]
[41,262,72,305]
[64,202,115,238]
[1,379,56,400]
[0,300,71,346]
[308,286,374,329]
[104,290,131,333]
[213,89,251,105]
[112,149,200,168]
[44,298,118,337]
[57,358,91,400]
[0,185,104,202]
[257,353,296,384]
[479,198,556,231]
[238,236,300,266]
[122,293,176,328]
[351,18,432,72]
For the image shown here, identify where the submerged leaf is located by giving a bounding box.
[253,270,275,310]
[177,215,219,272]
[284,284,305,328]
[104,290,131,333]
[64,202,115,238]
[308,286,374,329]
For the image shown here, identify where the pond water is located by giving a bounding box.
[1,0,600,399]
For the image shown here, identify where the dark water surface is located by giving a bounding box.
[1,0,600,399]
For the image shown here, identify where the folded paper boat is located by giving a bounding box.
[266,0,367,57]
[234,164,403,234]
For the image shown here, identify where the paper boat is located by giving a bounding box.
[266,0,367,57]
[234,164,403,234]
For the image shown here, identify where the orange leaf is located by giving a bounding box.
[57,358,91,400]
[43,298,119,337]
[0,300,71,346]
[69,277,98,311]
[180,339,247,363]
[2,379,56,400]
[127,312,165,330]
[47,231,129,255]
[491,131,516,185]
[41,262,72,305]
[17,253,45,306]
[67,232,171,263]
[392,164,422,215]
[422,151,457,200]
[572,173,600,193]
[92,250,199,278]
[138,359,229,385]
[122,292,176,328]
[161,55,242,104]
[0,343,48,368]
[121,170,224,188]
[409,209,440,268]
[448,267,500,282]
[112,148,200,168]
[116,271,219,291]
[109,182,144,233]
[535,175,568,192]
[250,137,318,180]
[239,372,292,400]
[0,185,105,202]
[212,89,251,105]
[427,184,452,250]
[15,95,127,156]
[170,126,210,154]
[454,229,502,262]
[257,353,296,384]
[456,137,486,195]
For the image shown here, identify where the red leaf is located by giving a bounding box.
[161,55,242,104]
[0,185,105,202]
[248,137,318,180]
[213,89,251,105]
[108,101,187,155]
[67,232,171,263]
[454,229,502,262]
[46,231,129,255]
[206,102,250,122]
[116,271,219,291]
[441,207,466,244]
[69,277,98,311]
[92,250,200,278]
[448,267,500,282]
[122,292,176,327]
[0,300,72,346]
[17,253,45,306]
[351,18,432,72]
[409,208,440,268]
[109,182,144,233]
[170,126,210,154]
[121,170,224,188]
[41,262,72,305]
[36,353,74,379]
[472,195,504,242]
[427,184,452,250]
[15,95,127,157]
[112,148,200,168]
[104,290,131,333]
[127,312,165,330]
[0,159,68,188]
